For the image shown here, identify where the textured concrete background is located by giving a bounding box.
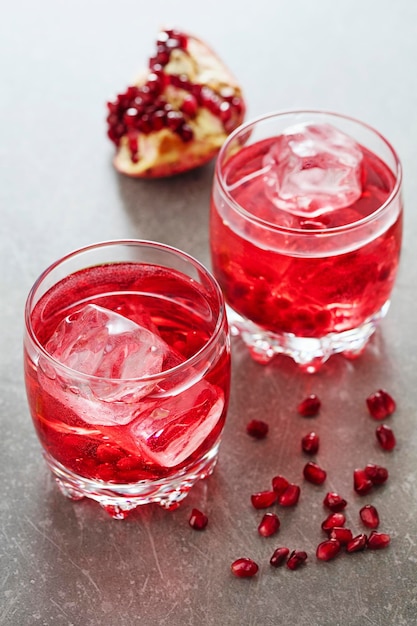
[1,1,416,624]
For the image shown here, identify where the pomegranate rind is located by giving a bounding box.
[110,32,245,178]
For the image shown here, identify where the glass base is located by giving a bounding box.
[44,442,220,519]
[227,301,390,373]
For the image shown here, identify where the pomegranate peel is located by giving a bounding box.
[107,28,245,178]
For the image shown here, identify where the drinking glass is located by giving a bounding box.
[24,240,230,518]
[210,110,403,372]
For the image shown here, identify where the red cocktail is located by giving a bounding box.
[210,111,402,371]
[24,241,230,517]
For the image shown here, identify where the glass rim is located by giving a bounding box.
[24,238,227,383]
[214,108,403,235]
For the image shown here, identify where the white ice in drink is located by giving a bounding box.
[44,304,166,403]
[39,304,224,467]
[263,122,363,217]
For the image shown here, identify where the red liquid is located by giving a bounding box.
[210,138,402,337]
[25,263,230,483]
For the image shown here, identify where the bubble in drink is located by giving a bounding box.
[263,123,363,217]
[43,304,166,404]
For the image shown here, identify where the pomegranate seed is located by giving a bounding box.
[180,94,198,117]
[154,49,170,66]
[346,533,368,553]
[188,508,208,531]
[231,95,244,115]
[367,531,390,550]
[165,29,188,50]
[96,443,123,463]
[258,513,280,537]
[329,527,353,545]
[219,101,232,123]
[166,110,184,131]
[246,419,269,439]
[316,539,341,561]
[277,483,300,507]
[127,133,139,154]
[366,389,396,420]
[321,512,346,532]
[364,463,389,485]
[271,475,289,495]
[149,109,165,131]
[353,468,373,495]
[165,37,183,51]
[286,550,307,570]
[301,432,319,455]
[231,558,259,578]
[359,504,380,529]
[139,114,154,133]
[146,72,164,95]
[269,547,290,567]
[297,394,321,417]
[323,492,347,512]
[376,424,396,451]
[303,461,327,485]
[178,123,194,142]
[251,490,277,509]
[169,73,191,90]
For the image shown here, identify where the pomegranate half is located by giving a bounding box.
[106,28,245,177]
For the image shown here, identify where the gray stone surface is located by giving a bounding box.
[1,1,417,624]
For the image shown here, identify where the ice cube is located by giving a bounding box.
[39,304,225,460]
[44,304,166,404]
[129,384,224,467]
[263,122,363,217]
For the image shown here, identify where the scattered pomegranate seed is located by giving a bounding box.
[188,508,208,530]
[359,505,380,529]
[323,492,347,512]
[286,550,307,570]
[277,483,300,507]
[329,527,353,545]
[367,531,390,550]
[301,432,320,455]
[270,547,290,567]
[376,424,396,451]
[366,389,396,420]
[251,490,277,509]
[246,419,269,439]
[303,461,327,485]
[321,512,346,532]
[272,475,289,495]
[297,394,321,417]
[346,533,368,553]
[231,558,259,578]
[364,463,389,485]
[316,539,341,561]
[353,468,373,495]
[258,513,280,537]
